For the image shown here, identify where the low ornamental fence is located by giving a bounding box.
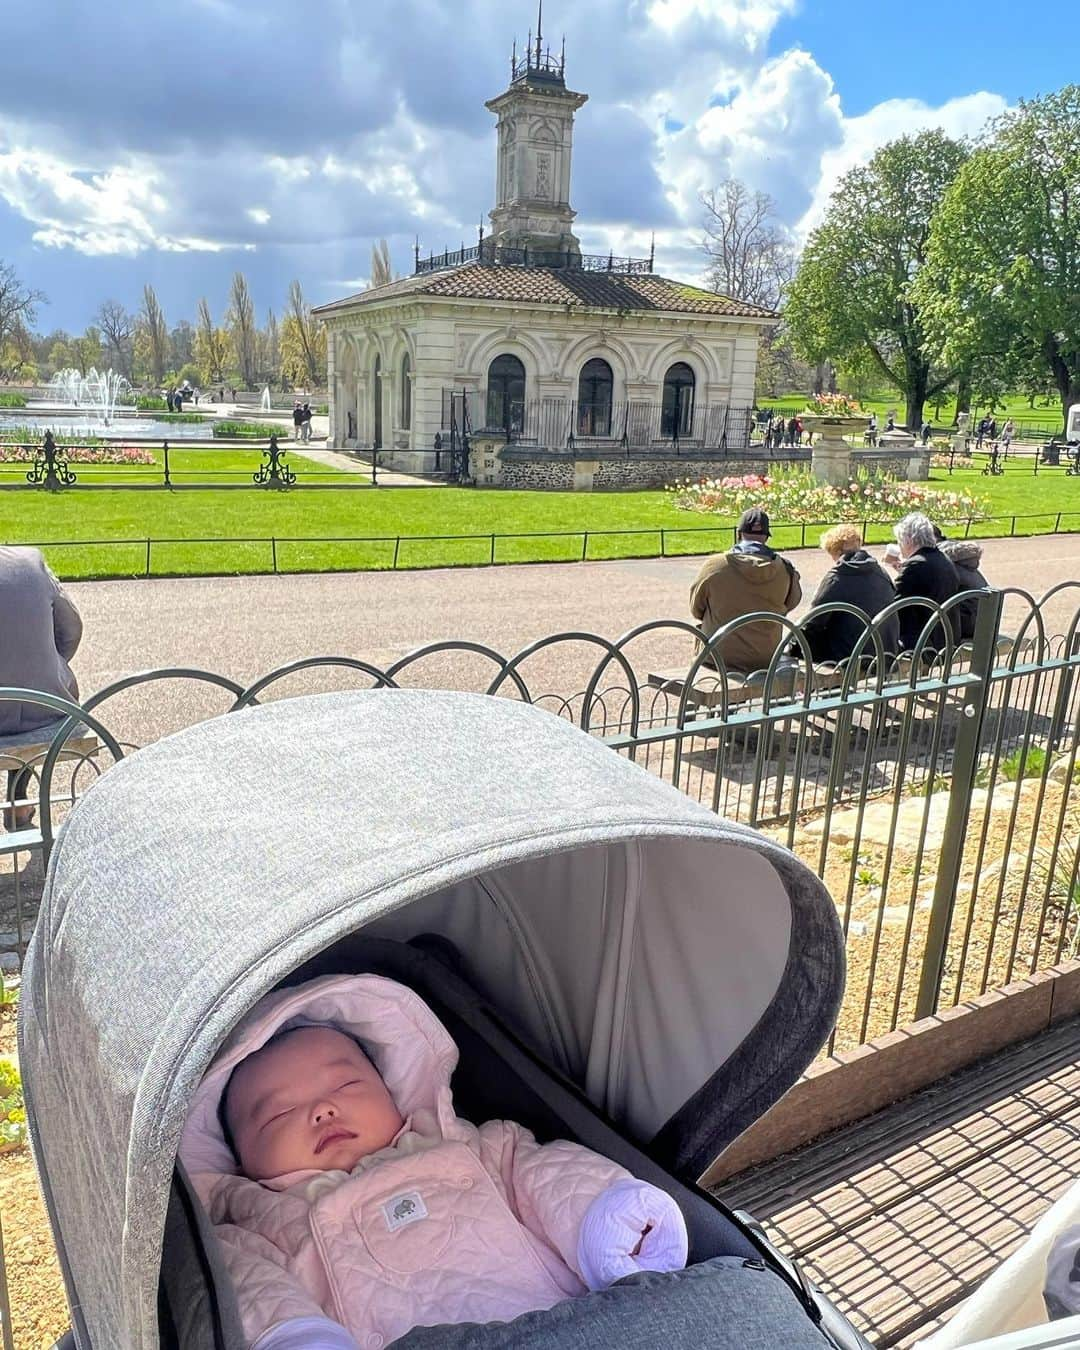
[16,512,1080,580]
[0,435,456,490]
[3,584,1080,1058]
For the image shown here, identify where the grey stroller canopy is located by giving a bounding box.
[20,689,844,1349]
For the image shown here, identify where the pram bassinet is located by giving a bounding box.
[20,689,869,1349]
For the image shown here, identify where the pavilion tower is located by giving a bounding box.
[485,5,588,261]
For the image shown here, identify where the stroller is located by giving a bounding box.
[20,689,871,1349]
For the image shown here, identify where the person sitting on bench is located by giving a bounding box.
[0,546,83,831]
[690,509,802,673]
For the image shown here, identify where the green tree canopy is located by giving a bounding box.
[785,129,969,430]
[916,86,1080,432]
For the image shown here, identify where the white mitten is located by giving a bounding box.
[253,1315,361,1350]
[576,1178,689,1292]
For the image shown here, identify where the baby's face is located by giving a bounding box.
[224,1026,404,1181]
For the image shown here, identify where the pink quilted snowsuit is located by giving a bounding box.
[181,974,647,1349]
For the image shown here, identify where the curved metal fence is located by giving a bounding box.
[3,585,1079,1055]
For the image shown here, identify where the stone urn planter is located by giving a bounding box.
[799,415,868,486]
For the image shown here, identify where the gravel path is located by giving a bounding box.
[57,532,1079,734]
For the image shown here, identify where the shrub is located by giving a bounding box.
[136,395,169,411]
[0,1058,25,1152]
[999,747,1048,783]
[669,470,989,525]
[212,419,285,439]
[0,392,27,408]
[316,403,329,416]
[153,412,205,424]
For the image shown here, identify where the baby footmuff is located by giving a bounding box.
[20,690,870,1349]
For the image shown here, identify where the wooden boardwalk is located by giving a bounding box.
[713,1017,1080,1347]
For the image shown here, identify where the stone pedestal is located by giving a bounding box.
[803,416,867,486]
[952,411,970,460]
[811,441,853,486]
[1068,404,1080,441]
[879,428,930,481]
[468,434,506,487]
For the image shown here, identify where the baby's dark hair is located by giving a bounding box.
[217,1024,376,1164]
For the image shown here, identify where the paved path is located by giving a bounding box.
[52,532,1080,747]
[292,445,444,487]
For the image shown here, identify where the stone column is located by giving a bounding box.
[952,411,970,460]
[325,329,337,445]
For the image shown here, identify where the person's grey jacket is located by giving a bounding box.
[0,546,83,735]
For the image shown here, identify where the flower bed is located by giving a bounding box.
[0,442,155,465]
[670,471,988,524]
[803,393,864,417]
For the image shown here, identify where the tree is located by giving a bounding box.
[72,326,102,375]
[280,280,326,387]
[95,300,135,378]
[170,319,196,369]
[785,130,970,430]
[0,261,44,361]
[917,87,1080,432]
[701,180,796,309]
[138,284,171,384]
[370,239,393,289]
[259,309,280,386]
[227,271,258,389]
[194,297,230,385]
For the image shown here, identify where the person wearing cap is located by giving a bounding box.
[690,508,803,673]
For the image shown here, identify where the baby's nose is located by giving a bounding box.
[312,1102,337,1123]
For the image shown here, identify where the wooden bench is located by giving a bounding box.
[647,661,852,713]
[0,720,101,832]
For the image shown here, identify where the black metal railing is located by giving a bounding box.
[415,238,654,276]
[446,393,755,453]
[4,585,1080,1057]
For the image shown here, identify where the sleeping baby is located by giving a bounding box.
[180,974,688,1350]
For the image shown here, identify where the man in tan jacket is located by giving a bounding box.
[690,508,802,672]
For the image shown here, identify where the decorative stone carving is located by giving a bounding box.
[535,153,551,199]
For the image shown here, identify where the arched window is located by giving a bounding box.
[661,362,695,439]
[400,353,412,431]
[486,354,526,436]
[372,356,383,448]
[577,358,613,437]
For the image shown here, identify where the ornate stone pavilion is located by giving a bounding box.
[314,20,778,484]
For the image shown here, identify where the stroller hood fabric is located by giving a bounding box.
[19,689,844,1350]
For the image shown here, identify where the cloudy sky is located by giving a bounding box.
[3,0,1073,332]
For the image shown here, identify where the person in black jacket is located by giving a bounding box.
[798,525,900,666]
[890,512,960,654]
[938,538,989,642]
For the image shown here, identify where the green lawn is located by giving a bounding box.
[2,455,1078,580]
[766,391,1070,435]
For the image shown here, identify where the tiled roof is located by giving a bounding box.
[314,265,777,320]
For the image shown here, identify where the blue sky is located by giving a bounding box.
[1,0,1074,335]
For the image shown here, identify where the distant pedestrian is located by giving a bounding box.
[1000,419,1014,455]
[301,402,313,442]
[292,402,303,440]
[975,416,990,449]
[866,413,878,447]
[921,420,932,446]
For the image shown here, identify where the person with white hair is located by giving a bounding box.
[890,512,960,654]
